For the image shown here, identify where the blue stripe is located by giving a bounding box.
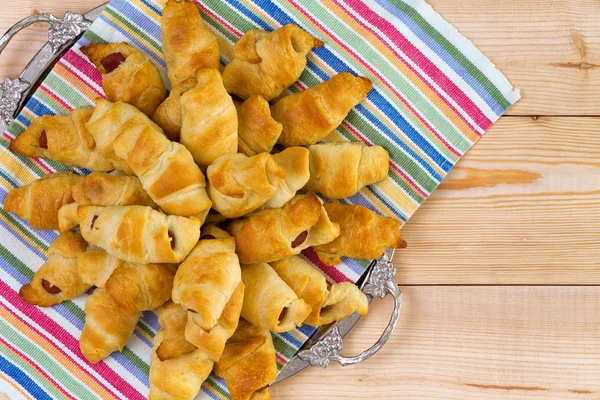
[23,98,56,119]
[276,331,303,347]
[0,354,53,400]
[0,254,32,285]
[111,351,149,387]
[341,257,369,276]
[112,0,162,40]
[0,170,19,188]
[222,0,274,31]
[139,0,161,16]
[141,310,159,331]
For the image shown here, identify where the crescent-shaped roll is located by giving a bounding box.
[80,42,166,116]
[272,73,373,147]
[105,262,176,312]
[304,142,389,199]
[78,205,201,264]
[19,231,90,307]
[262,147,310,210]
[9,108,116,171]
[214,319,277,400]
[4,172,81,230]
[172,225,241,331]
[72,172,157,208]
[151,77,197,141]
[154,301,197,361]
[80,288,141,363]
[77,249,123,287]
[240,262,311,332]
[161,0,220,86]
[180,69,238,167]
[58,202,80,232]
[237,95,283,156]
[206,152,286,218]
[108,101,212,217]
[222,24,323,101]
[313,203,403,266]
[227,193,340,264]
[271,256,368,326]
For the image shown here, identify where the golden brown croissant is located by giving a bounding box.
[240,262,311,332]
[237,95,282,156]
[214,319,277,400]
[72,172,157,208]
[314,203,403,266]
[58,202,79,232]
[272,73,373,146]
[78,205,201,264]
[172,225,241,331]
[262,147,310,209]
[8,108,116,171]
[77,249,123,287]
[180,69,238,167]
[206,152,286,218]
[80,288,141,363]
[161,0,220,86]
[222,24,323,101]
[19,231,89,307]
[80,42,166,116]
[304,142,389,199]
[4,172,81,230]
[271,256,368,325]
[151,77,197,141]
[154,301,197,361]
[227,193,340,264]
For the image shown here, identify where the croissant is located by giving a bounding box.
[214,319,277,400]
[271,256,368,325]
[180,69,238,167]
[19,231,89,307]
[227,193,340,264]
[80,288,141,363]
[237,95,282,156]
[78,205,201,264]
[314,203,403,266]
[154,301,197,361]
[4,172,81,230]
[172,225,241,331]
[240,262,311,332]
[58,202,79,232]
[72,172,157,208]
[77,249,123,287]
[304,142,389,199]
[80,42,166,116]
[206,152,286,218]
[107,100,212,217]
[8,108,115,171]
[151,77,197,141]
[272,73,373,146]
[262,147,310,209]
[105,262,176,312]
[161,0,220,86]
[222,24,323,101]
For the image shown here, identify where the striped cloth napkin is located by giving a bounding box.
[0,0,519,399]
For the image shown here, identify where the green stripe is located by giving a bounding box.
[104,7,161,52]
[121,347,149,374]
[43,72,96,108]
[0,220,48,261]
[204,376,230,398]
[271,334,298,360]
[82,30,109,44]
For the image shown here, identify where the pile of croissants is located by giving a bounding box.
[3,0,405,399]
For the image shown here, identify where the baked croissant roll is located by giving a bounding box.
[161,0,220,86]
[262,147,310,209]
[314,203,403,266]
[272,73,373,146]
[214,319,277,400]
[80,42,166,116]
[180,69,238,167]
[227,193,340,264]
[58,202,79,232]
[304,142,389,199]
[222,24,323,101]
[240,262,311,332]
[78,205,201,264]
[154,301,197,361]
[105,262,175,312]
[206,152,286,218]
[108,101,212,218]
[19,231,89,307]
[72,172,157,208]
[9,108,116,171]
[237,95,283,156]
[77,249,123,287]
[80,288,141,363]
[172,226,241,332]
[271,256,368,325]
[4,172,81,230]
[151,77,197,141]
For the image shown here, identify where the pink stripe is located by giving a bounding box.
[275,354,287,364]
[38,85,73,112]
[31,159,54,175]
[346,0,492,131]
[56,62,104,99]
[288,0,462,158]
[196,3,244,37]
[301,248,352,283]
[62,50,104,89]
[0,281,144,400]
[0,336,77,400]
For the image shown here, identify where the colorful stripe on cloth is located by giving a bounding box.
[0,0,519,398]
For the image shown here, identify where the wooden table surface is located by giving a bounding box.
[1,0,600,399]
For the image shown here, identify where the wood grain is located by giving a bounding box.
[398,116,600,285]
[272,286,600,399]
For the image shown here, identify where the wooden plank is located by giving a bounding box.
[397,116,600,285]
[272,286,600,399]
